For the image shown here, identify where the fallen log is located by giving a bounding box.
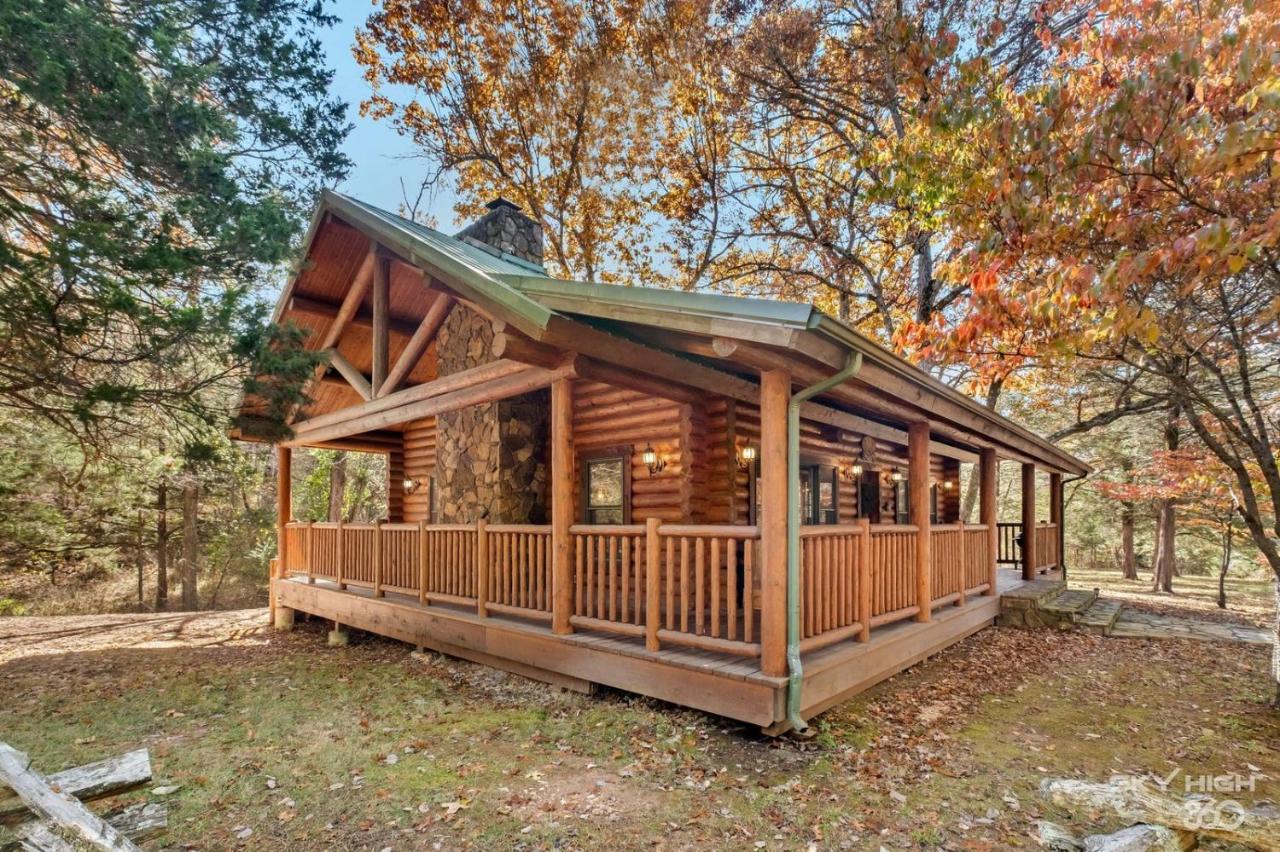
[0,745,141,852]
[9,803,167,851]
[0,750,150,825]
[1042,777,1280,851]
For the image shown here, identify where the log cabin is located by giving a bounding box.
[234,191,1089,734]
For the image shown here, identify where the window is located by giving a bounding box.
[583,453,629,524]
[895,478,910,524]
[750,461,838,525]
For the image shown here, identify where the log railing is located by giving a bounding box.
[1034,522,1060,572]
[868,525,919,627]
[931,524,967,606]
[484,524,553,620]
[569,523,761,657]
[653,524,759,657]
[799,523,868,652]
[282,515,1007,664]
[996,523,1022,565]
[570,524,647,634]
[994,522,1059,572]
[963,524,993,593]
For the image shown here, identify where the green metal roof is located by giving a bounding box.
[318,190,554,337]
[301,192,1087,474]
[503,275,1089,475]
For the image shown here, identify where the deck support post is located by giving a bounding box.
[645,517,661,651]
[476,518,489,618]
[908,422,931,622]
[274,445,292,625]
[1021,462,1037,581]
[551,378,574,635]
[759,368,790,677]
[980,449,998,595]
[1049,472,1064,576]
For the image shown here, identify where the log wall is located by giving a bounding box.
[403,417,437,523]
[379,382,962,529]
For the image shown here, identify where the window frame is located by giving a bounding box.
[579,445,632,525]
[748,457,840,526]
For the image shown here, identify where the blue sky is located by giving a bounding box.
[319,1,460,228]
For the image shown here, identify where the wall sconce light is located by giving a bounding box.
[942,480,955,490]
[851,463,864,477]
[890,469,904,482]
[737,444,758,470]
[641,443,666,477]
[403,477,422,495]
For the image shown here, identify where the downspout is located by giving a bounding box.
[785,352,863,732]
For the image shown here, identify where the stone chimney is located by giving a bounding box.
[456,197,544,268]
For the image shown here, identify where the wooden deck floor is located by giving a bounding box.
[276,567,1052,731]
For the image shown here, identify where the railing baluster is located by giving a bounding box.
[645,518,660,651]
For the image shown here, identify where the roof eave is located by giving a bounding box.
[810,315,1091,476]
[320,190,554,339]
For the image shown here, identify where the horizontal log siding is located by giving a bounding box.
[728,402,960,525]
[402,416,437,522]
[571,381,688,523]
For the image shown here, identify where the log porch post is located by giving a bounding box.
[979,449,999,595]
[759,368,790,677]
[908,422,931,622]
[1049,471,1064,576]
[274,445,292,623]
[551,377,574,635]
[1021,462,1037,580]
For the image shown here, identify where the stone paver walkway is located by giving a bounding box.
[1109,609,1272,646]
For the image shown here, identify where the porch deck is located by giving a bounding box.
[275,532,1056,731]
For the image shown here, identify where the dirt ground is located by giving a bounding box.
[1,598,1276,850]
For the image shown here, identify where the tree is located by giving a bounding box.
[0,0,348,444]
[936,0,1280,703]
[354,0,700,282]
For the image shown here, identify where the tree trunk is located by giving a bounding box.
[155,482,168,611]
[1217,523,1232,609]
[1272,580,1279,709]
[179,478,199,611]
[1120,501,1137,579]
[328,452,347,522]
[1151,405,1179,593]
[134,510,145,609]
[1151,501,1175,593]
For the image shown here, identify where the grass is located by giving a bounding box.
[0,589,1276,849]
[1070,565,1275,629]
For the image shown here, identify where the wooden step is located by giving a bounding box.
[1077,598,1124,636]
